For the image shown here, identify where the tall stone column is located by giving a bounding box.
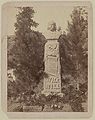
[42,22,62,95]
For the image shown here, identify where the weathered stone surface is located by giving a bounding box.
[45,57,58,75]
[43,74,61,93]
[45,41,59,59]
[43,25,61,95]
[45,30,61,40]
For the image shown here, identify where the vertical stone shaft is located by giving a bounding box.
[43,38,61,94]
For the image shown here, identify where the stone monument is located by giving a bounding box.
[42,21,62,95]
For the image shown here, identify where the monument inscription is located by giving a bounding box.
[44,75,61,92]
[46,57,58,75]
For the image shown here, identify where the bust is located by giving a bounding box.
[47,21,57,32]
[45,21,62,40]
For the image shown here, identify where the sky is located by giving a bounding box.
[2,2,75,36]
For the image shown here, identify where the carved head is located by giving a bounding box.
[47,21,57,32]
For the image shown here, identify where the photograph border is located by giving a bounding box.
[1,1,93,119]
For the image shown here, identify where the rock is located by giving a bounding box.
[43,105,53,112]
[57,93,65,97]
[62,104,72,112]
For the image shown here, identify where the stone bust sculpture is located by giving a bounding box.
[45,21,62,40]
[47,21,57,32]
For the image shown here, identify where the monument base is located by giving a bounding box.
[41,90,64,97]
[42,74,61,96]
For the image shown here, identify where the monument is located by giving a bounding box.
[42,21,62,95]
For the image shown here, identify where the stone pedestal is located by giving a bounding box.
[42,30,62,95]
[43,74,61,94]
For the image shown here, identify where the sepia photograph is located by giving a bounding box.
[1,1,93,118]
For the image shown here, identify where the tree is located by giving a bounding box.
[15,7,38,35]
[8,7,46,94]
[59,7,88,111]
[67,7,88,84]
[59,7,88,84]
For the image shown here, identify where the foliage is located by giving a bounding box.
[59,7,88,84]
[7,7,46,94]
[58,7,88,111]
[7,7,88,112]
[7,80,16,98]
[15,7,38,34]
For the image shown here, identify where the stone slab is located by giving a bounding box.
[23,106,42,112]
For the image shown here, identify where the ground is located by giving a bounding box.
[7,97,87,112]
